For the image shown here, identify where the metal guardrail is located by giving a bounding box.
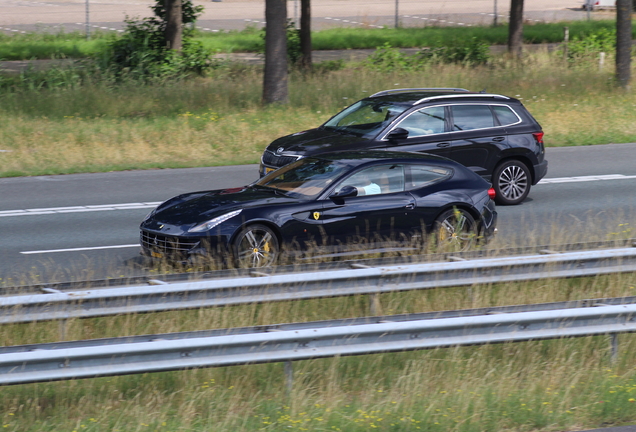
[1,296,636,385]
[5,239,634,295]
[2,247,636,324]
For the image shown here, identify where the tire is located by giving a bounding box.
[433,208,477,252]
[232,224,280,268]
[493,160,531,205]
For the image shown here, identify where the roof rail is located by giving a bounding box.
[370,88,469,97]
[412,93,510,105]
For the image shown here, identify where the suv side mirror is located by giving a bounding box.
[386,127,409,141]
[330,185,358,200]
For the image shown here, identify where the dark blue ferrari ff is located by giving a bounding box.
[140,151,497,268]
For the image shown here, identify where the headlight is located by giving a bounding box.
[188,209,243,233]
[143,207,158,222]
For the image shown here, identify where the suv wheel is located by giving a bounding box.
[493,160,530,205]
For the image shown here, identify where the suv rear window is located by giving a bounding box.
[492,105,521,126]
[451,105,495,131]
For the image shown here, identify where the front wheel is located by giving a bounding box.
[493,160,531,205]
[433,208,477,252]
[232,224,280,268]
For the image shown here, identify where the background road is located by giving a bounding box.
[2,142,636,284]
[0,0,605,34]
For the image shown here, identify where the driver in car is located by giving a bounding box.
[352,171,382,196]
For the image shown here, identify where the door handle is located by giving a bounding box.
[492,137,505,142]
[436,142,451,148]
[405,203,415,210]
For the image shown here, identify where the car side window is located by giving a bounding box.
[450,105,495,131]
[334,165,405,196]
[406,165,452,190]
[396,106,446,138]
[492,105,521,126]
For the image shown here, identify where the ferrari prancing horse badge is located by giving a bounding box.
[313,212,320,220]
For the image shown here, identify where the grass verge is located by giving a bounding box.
[1,49,635,177]
[2,258,636,431]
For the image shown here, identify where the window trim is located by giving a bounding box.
[379,104,449,141]
[448,103,522,134]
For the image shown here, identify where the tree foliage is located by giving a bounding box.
[102,0,212,79]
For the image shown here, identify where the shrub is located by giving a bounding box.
[564,27,616,63]
[364,39,491,72]
[100,0,215,79]
[363,42,415,72]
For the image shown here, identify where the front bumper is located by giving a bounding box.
[260,150,305,177]
[139,229,230,262]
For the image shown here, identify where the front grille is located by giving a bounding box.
[140,230,199,255]
[261,150,302,168]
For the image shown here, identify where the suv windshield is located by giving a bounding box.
[322,100,409,138]
[255,158,350,199]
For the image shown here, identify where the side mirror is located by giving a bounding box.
[386,127,409,141]
[330,185,358,200]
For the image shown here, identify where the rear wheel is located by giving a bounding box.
[233,224,280,268]
[433,208,477,252]
[493,160,531,205]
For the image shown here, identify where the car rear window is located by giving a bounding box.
[407,165,452,189]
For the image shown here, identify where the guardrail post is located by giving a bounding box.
[610,333,619,363]
[369,293,382,316]
[59,319,68,341]
[284,361,293,396]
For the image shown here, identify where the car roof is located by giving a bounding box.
[366,88,518,106]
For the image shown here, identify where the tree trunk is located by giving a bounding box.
[165,0,182,52]
[299,0,312,70]
[263,0,289,104]
[616,0,632,88]
[508,0,524,58]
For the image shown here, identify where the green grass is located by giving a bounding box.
[0,31,110,60]
[198,19,623,52]
[0,20,628,60]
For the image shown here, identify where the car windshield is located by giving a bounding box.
[254,158,351,199]
[322,100,409,138]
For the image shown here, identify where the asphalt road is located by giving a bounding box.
[2,142,636,285]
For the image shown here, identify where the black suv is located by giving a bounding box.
[260,88,547,205]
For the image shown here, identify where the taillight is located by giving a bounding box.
[488,188,496,200]
[532,132,544,144]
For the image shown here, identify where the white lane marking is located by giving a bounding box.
[21,244,140,255]
[539,174,636,184]
[0,202,161,218]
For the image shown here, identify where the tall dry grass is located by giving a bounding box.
[1,49,636,177]
[2,270,636,431]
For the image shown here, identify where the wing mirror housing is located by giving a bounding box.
[330,185,358,201]
[386,127,409,141]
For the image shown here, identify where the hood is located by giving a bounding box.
[146,186,298,226]
[268,128,378,155]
